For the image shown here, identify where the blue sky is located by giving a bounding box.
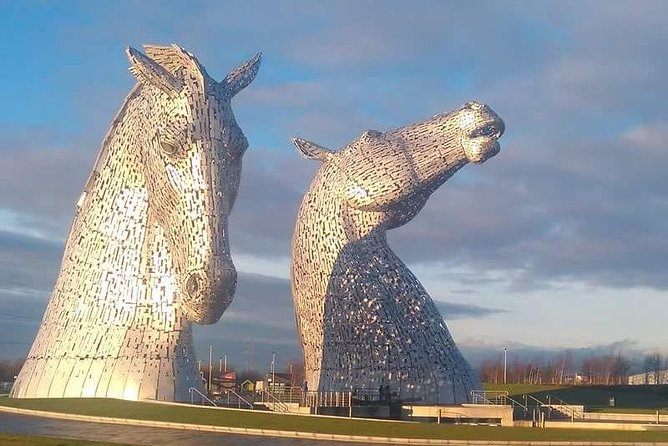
[0,1,667,371]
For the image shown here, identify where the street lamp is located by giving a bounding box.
[503,347,507,384]
[271,351,276,393]
[208,345,213,393]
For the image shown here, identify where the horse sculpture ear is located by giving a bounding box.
[126,47,183,95]
[292,137,334,162]
[221,53,262,97]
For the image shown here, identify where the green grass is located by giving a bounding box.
[0,433,135,446]
[2,398,668,442]
[484,383,668,412]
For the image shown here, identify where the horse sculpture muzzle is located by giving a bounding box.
[459,101,505,164]
[183,263,237,324]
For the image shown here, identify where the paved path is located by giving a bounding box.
[0,412,375,446]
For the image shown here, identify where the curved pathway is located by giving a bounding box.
[0,412,373,446]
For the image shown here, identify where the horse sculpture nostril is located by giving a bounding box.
[186,274,200,296]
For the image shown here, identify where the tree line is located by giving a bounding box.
[479,351,666,385]
[2,353,666,387]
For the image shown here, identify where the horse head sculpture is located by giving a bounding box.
[128,45,260,323]
[12,44,260,401]
[291,101,504,404]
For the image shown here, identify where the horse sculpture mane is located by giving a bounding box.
[291,101,504,404]
[11,44,260,402]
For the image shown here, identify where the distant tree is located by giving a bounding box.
[611,354,631,384]
[554,351,573,384]
[479,359,501,384]
[644,353,662,385]
[0,359,24,382]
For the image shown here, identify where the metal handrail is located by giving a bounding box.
[224,388,254,409]
[547,393,573,407]
[545,394,583,420]
[502,394,528,411]
[263,389,291,413]
[523,393,545,407]
[470,390,508,405]
[189,387,217,407]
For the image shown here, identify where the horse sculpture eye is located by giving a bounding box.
[160,140,180,155]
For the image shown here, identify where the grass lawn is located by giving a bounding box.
[484,383,668,412]
[0,433,135,446]
[2,397,668,442]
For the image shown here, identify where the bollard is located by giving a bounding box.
[437,409,441,424]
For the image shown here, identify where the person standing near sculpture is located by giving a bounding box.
[291,101,504,404]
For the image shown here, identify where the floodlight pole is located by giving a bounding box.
[271,351,276,392]
[208,345,213,393]
[503,347,507,384]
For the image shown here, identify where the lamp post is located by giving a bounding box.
[503,347,507,384]
[271,351,276,392]
[208,345,213,394]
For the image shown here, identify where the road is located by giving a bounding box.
[0,412,379,446]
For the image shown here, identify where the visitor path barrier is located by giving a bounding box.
[470,390,508,405]
[470,390,537,422]
[189,385,397,414]
[304,390,353,408]
[261,389,292,413]
[265,386,302,404]
[220,388,255,410]
[189,387,218,407]
[469,390,587,425]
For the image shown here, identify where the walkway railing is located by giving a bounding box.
[266,386,302,404]
[189,387,217,407]
[222,388,254,410]
[304,390,353,408]
[503,394,528,411]
[262,390,292,413]
[544,394,584,420]
[470,390,508,405]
